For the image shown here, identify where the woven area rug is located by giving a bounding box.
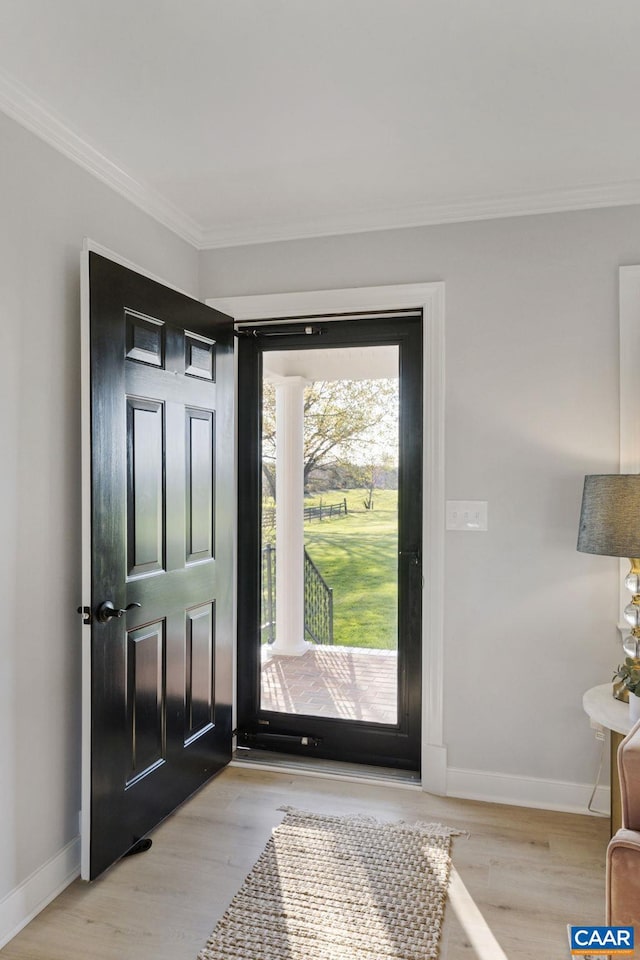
[197,807,458,960]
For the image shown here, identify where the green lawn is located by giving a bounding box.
[303,489,398,649]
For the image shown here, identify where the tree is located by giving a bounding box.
[261,378,398,499]
[355,453,397,510]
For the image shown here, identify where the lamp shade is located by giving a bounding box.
[577,475,640,558]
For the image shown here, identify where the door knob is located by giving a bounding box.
[95,601,141,624]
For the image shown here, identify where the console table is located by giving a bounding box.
[583,683,633,834]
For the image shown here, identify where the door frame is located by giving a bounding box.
[208,282,446,793]
[79,239,222,878]
[619,266,640,626]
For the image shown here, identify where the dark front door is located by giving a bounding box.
[237,315,422,770]
[83,252,234,879]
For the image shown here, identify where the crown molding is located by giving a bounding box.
[3,67,640,251]
[0,69,202,247]
[197,180,640,249]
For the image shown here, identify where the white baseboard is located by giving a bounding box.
[446,766,611,817]
[0,836,80,949]
[421,743,448,796]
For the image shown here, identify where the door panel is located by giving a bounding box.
[127,397,164,576]
[186,408,215,562]
[185,602,216,740]
[126,621,165,784]
[84,252,233,879]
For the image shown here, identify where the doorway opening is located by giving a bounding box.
[237,314,423,770]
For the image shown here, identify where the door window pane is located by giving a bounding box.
[259,345,399,725]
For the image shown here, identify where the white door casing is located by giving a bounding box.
[619,266,640,630]
[208,283,447,793]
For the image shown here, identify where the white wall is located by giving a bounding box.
[0,111,198,939]
[200,206,640,796]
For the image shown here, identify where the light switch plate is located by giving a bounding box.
[446,500,488,531]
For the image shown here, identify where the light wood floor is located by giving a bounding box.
[1,764,609,960]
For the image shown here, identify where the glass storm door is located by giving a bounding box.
[237,315,422,770]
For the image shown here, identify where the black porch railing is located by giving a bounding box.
[303,549,334,645]
[261,544,334,646]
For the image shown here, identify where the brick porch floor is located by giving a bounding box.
[260,645,398,724]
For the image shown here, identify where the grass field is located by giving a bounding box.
[303,488,398,649]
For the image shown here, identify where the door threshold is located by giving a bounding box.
[230,748,422,790]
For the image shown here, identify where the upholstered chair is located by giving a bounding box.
[607,718,640,925]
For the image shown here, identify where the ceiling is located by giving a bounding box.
[263,345,398,382]
[2,0,640,249]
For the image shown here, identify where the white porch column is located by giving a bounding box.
[272,375,310,656]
